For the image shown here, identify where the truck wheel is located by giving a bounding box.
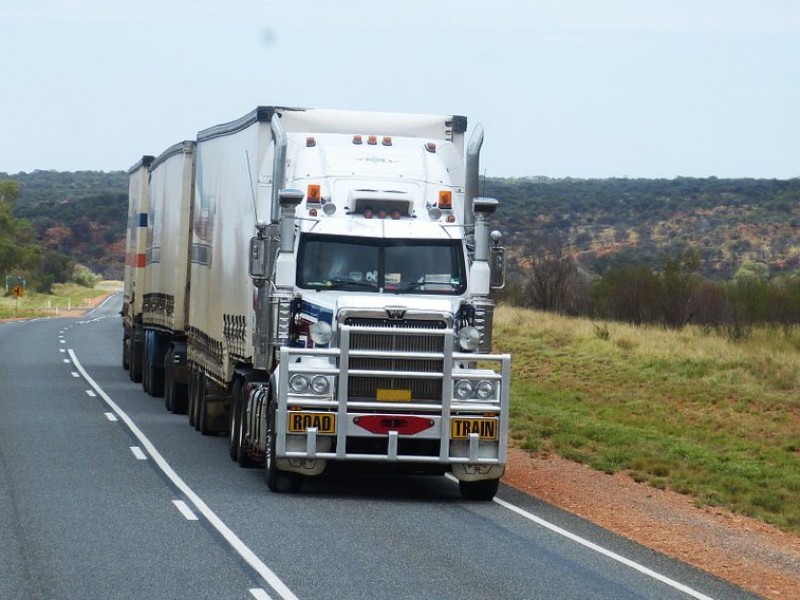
[164,356,173,411]
[122,337,129,370]
[459,478,500,501]
[195,374,207,433]
[164,348,188,414]
[265,403,303,493]
[130,338,143,383]
[149,363,165,398]
[142,342,151,394]
[188,368,198,427]
[229,378,242,461]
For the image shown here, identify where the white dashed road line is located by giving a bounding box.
[68,349,299,600]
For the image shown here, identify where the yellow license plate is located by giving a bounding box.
[376,388,412,402]
[451,418,498,440]
[287,412,336,435]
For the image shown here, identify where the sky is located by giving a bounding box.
[1,0,798,179]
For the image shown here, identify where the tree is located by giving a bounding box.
[657,249,701,328]
[0,181,41,282]
[520,233,577,313]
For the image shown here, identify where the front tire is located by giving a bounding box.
[459,478,500,501]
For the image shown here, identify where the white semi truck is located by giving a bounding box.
[124,106,510,499]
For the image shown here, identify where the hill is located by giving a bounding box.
[484,176,800,279]
[3,170,128,279]
[4,170,800,282]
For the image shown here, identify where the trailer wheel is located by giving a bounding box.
[188,368,198,427]
[130,337,143,383]
[458,478,500,501]
[265,402,303,493]
[149,363,165,398]
[142,341,151,394]
[164,348,187,414]
[122,336,129,370]
[195,373,207,433]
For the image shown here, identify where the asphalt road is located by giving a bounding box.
[0,295,760,600]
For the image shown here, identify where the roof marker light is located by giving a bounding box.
[391,210,401,220]
[364,208,374,219]
[425,142,437,153]
[353,135,363,145]
[438,190,452,209]
[382,136,392,146]
[367,135,377,145]
[306,136,316,147]
[307,184,321,204]
[377,209,388,219]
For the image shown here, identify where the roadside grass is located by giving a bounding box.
[495,305,800,533]
[0,282,117,320]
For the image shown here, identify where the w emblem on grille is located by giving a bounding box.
[385,306,407,319]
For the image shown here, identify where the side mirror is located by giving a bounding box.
[489,230,505,290]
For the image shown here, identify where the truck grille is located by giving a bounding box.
[344,318,446,401]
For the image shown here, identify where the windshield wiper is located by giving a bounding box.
[307,277,377,290]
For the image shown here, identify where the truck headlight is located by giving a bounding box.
[457,326,481,351]
[475,380,496,400]
[310,375,330,395]
[454,380,474,399]
[289,374,309,393]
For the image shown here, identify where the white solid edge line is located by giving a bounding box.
[173,500,199,521]
[491,494,715,600]
[68,349,299,600]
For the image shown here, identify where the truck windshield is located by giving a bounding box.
[297,234,467,295]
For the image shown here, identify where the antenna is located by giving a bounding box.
[245,150,258,222]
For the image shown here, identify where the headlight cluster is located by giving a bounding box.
[289,373,331,395]
[454,379,497,402]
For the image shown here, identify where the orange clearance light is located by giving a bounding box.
[438,190,452,209]
[307,184,321,203]
[382,136,392,146]
[367,135,378,145]
[353,135,363,145]
[425,142,437,153]
[306,136,316,147]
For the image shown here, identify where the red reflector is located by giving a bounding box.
[353,415,434,435]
